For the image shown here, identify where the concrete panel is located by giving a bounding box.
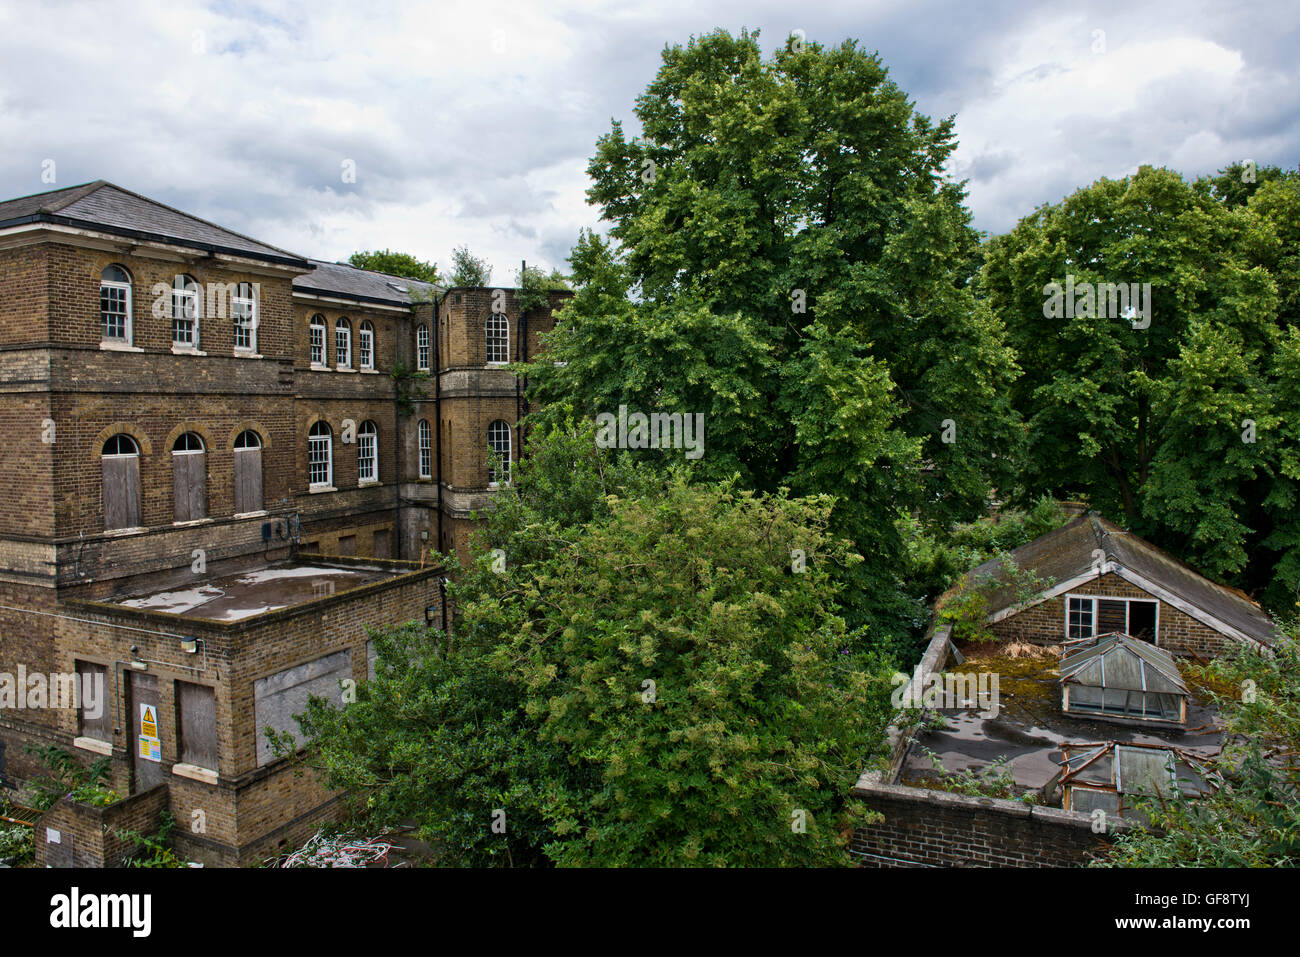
[253,649,351,765]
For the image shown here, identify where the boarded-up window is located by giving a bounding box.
[253,650,352,765]
[338,534,356,556]
[176,681,217,770]
[76,661,111,743]
[1097,599,1127,633]
[233,430,263,514]
[372,529,389,559]
[101,434,141,530]
[172,433,207,522]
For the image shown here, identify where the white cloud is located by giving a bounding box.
[0,0,1295,267]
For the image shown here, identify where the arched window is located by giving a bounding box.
[358,420,378,483]
[486,313,509,364]
[172,274,200,348]
[101,434,141,530]
[358,320,375,370]
[487,419,511,485]
[335,317,352,368]
[309,314,327,366]
[416,324,430,371]
[100,265,132,344]
[418,419,432,479]
[172,432,207,522]
[308,421,333,488]
[233,430,263,514]
[233,282,257,352]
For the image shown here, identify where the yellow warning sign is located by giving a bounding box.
[140,705,158,739]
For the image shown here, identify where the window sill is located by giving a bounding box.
[172,346,207,356]
[99,341,143,353]
[233,351,264,359]
[233,509,268,519]
[335,366,356,373]
[310,363,329,371]
[172,518,213,527]
[358,479,381,488]
[485,362,509,368]
[103,525,147,537]
[172,763,219,786]
[360,367,379,374]
[308,485,337,494]
[73,736,112,757]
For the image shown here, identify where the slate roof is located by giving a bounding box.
[293,259,441,307]
[0,181,309,267]
[964,512,1279,648]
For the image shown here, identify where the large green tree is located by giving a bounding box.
[981,165,1300,609]
[290,420,894,866]
[527,29,1021,641]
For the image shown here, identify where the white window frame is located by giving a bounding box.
[100,266,132,344]
[233,282,258,353]
[486,314,509,364]
[487,419,511,486]
[417,324,430,371]
[1064,594,1161,644]
[358,320,375,370]
[336,318,352,369]
[172,274,200,349]
[358,421,378,484]
[418,419,432,479]
[308,423,333,489]
[310,315,327,367]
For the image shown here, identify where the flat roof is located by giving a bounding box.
[899,647,1223,793]
[113,562,400,622]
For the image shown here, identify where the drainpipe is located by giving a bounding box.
[393,349,402,560]
[515,262,524,458]
[433,293,445,557]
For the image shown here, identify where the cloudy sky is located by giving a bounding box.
[1,0,1295,280]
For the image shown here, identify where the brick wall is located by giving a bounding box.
[0,227,565,864]
[34,783,170,868]
[22,558,443,865]
[990,572,1239,658]
[850,781,1127,867]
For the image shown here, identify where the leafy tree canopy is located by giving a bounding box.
[449,244,493,287]
[347,248,441,284]
[980,165,1300,611]
[290,419,895,866]
[527,29,1022,642]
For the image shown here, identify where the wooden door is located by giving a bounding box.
[234,447,263,514]
[173,452,207,522]
[102,455,141,529]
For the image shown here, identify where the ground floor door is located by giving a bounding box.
[127,672,165,793]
